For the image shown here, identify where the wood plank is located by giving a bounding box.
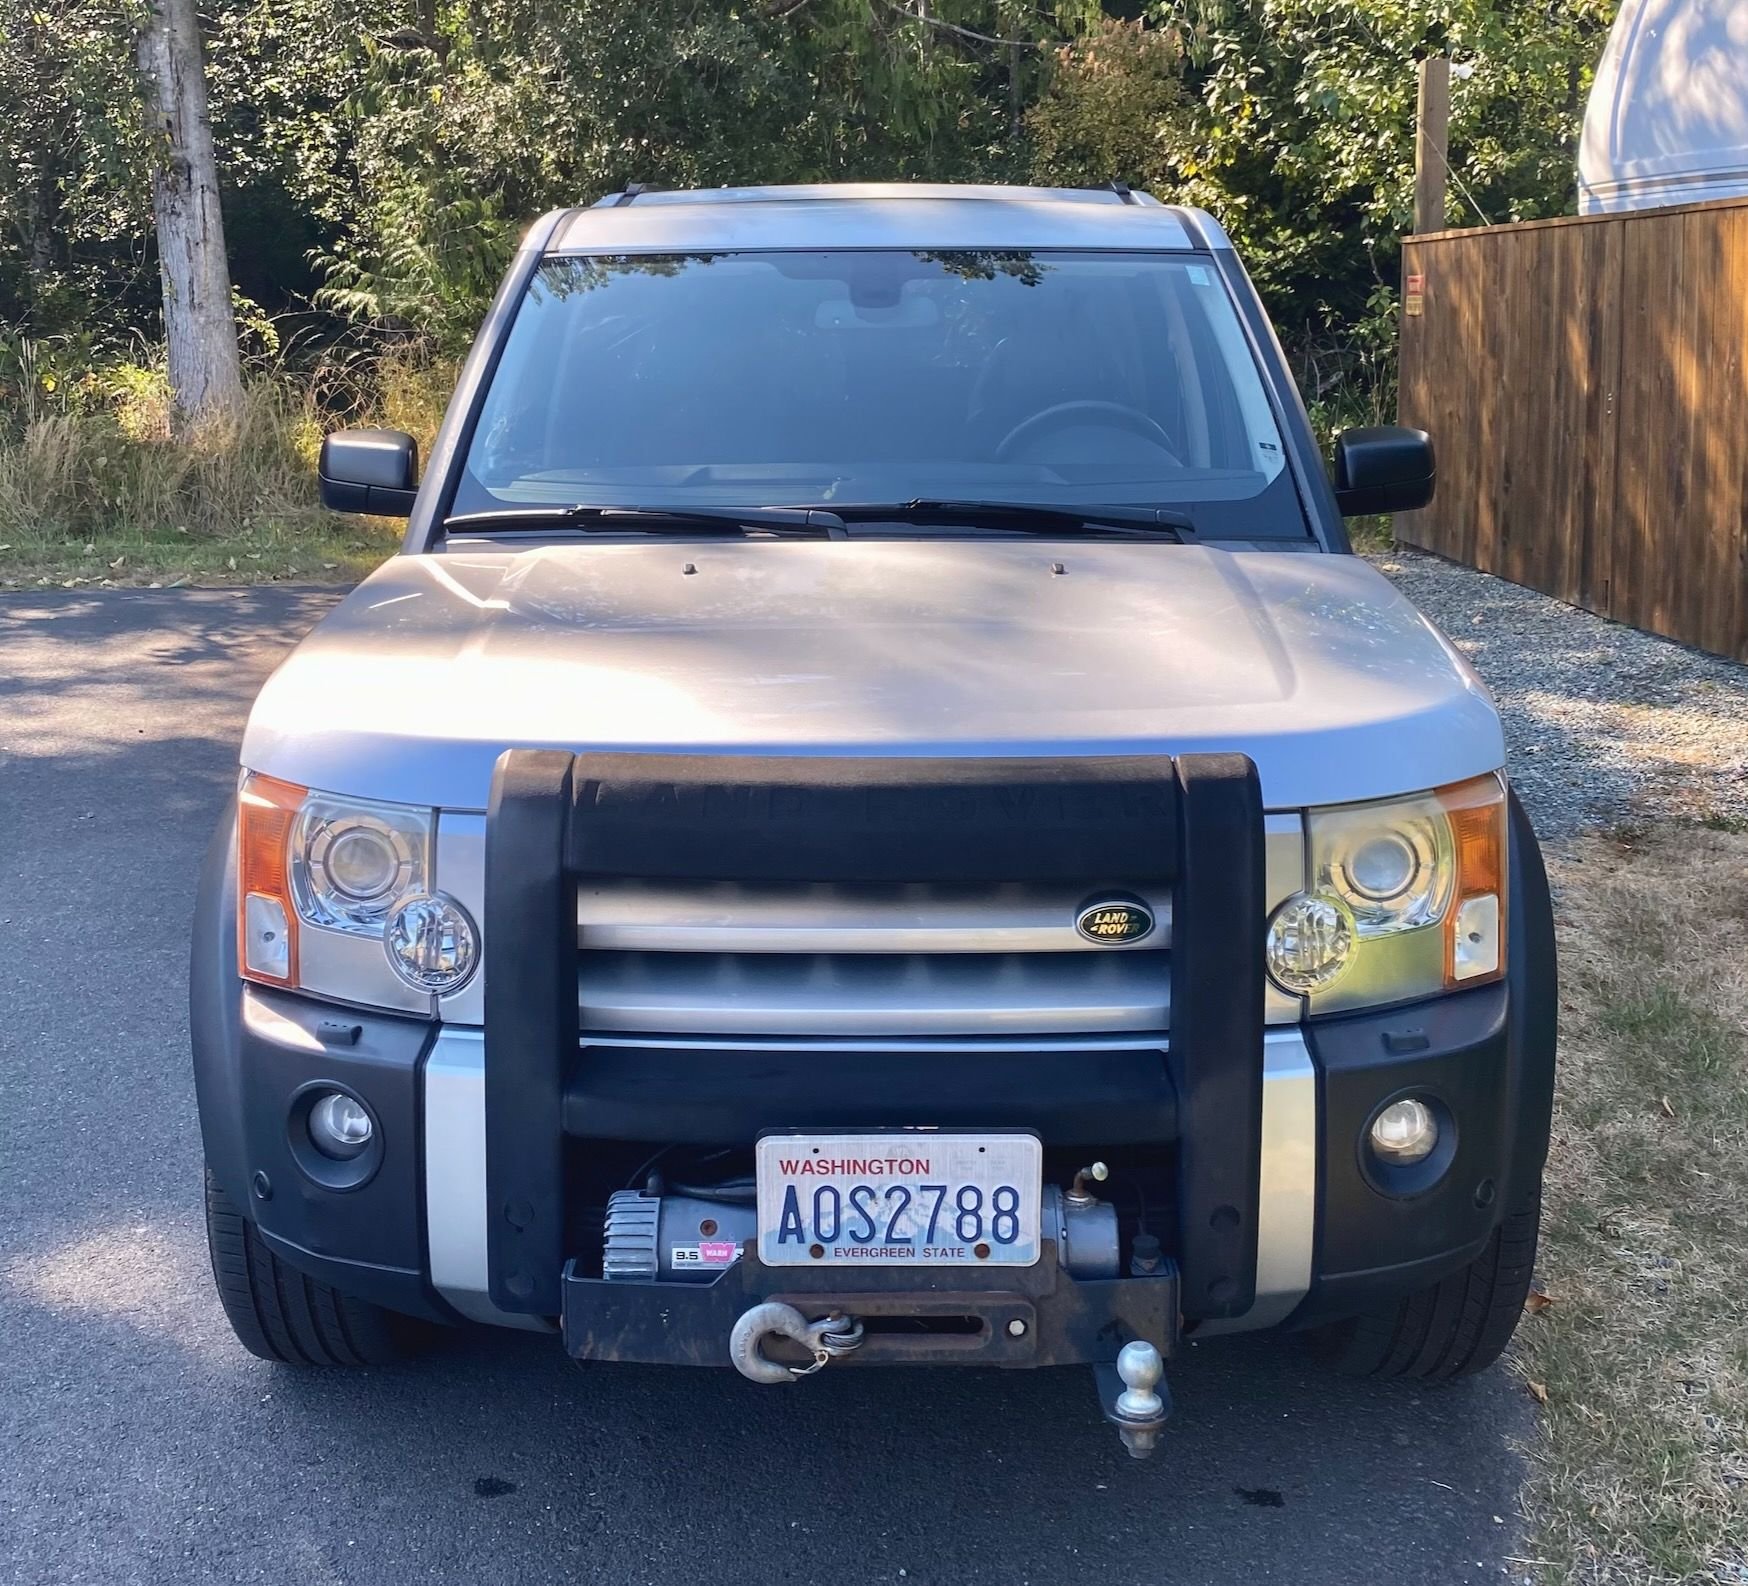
[1579,216,1623,618]
[1390,198,1747,661]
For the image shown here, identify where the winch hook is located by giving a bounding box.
[729,1301,865,1384]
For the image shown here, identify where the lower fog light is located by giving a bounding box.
[1369,1097,1439,1165]
[384,891,479,993]
[309,1091,374,1160]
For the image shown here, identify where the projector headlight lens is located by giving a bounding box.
[384,892,479,993]
[1317,801,1454,937]
[294,796,429,933]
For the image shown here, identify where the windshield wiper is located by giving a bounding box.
[807,499,1194,539]
[443,505,845,537]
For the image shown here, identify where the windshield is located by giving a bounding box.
[455,250,1305,537]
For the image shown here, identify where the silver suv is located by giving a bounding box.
[191,184,1553,1456]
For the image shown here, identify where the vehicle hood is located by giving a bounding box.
[243,541,1503,810]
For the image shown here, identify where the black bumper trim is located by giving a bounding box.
[561,1242,1179,1368]
[562,1043,1177,1146]
[1289,790,1557,1328]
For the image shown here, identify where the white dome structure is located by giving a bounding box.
[1578,0,1748,212]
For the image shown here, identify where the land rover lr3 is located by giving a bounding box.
[191,184,1555,1456]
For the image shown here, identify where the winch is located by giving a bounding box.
[601,1178,1121,1282]
[595,1165,1170,1457]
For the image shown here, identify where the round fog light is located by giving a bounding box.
[384,891,479,993]
[309,1091,374,1160]
[1369,1097,1439,1165]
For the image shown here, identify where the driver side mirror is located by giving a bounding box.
[319,428,419,517]
[1332,426,1435,517]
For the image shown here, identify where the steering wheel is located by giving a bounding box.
[995,399,1178,461]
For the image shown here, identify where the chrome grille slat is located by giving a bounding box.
[577,949,1170,1036]
[577,880,1170,954]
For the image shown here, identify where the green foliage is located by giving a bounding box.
[0,1,152,335]
[1029,18,1194,192]
[1033,1,1615,336]
[2,0,1616,409]
[315,1,1099,350]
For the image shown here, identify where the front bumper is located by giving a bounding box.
[189,772,1556,1359]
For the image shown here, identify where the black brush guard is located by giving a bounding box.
[480,751,1264,1359]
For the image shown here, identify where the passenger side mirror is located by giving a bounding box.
[1332,426,1435,517]
[319,428,419,517]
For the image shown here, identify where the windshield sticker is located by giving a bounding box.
[1188,265,1212,287]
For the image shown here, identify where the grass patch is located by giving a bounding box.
[0,516,397,588]
[1519,824,1748,1584]
[0,349,447,589]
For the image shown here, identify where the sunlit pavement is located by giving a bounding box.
[1,587,1528,1585]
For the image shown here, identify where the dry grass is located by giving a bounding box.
[0,349,451,589]
[1519,824,1748,1584]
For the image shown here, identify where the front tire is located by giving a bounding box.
[204,1167,419,1366]
[1308,1180,1541,1379]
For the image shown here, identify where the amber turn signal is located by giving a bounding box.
[1438,774,1507,987]
[237,772,306,987]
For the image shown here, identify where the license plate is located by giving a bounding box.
[755,1132,1042,1267]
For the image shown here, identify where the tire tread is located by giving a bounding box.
[1311,1181,1541,1380]
[204,1168,410,1367]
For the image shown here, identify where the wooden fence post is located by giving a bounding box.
[1414,56,1451,235]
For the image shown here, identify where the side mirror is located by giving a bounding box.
[1332,425,1435,517]
[319,428,419,517]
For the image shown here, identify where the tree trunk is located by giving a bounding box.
[136,0,245,430]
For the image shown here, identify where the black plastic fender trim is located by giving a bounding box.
[190,801,250,1206]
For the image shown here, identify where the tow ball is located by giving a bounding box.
[729,1302,866,1383]
[1094,1340,1173,1459]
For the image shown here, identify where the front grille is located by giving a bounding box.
[576,881,1169,1038]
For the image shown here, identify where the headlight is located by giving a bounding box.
[291,794,429,933]
[238,773,476,1008]
[1265,773,1507,1013]
[384,892,480,993]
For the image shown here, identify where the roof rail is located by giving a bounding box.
[1109,181,1137,205]
[613,182,648,208]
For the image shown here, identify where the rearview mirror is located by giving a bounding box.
[319,429,419,517]
[1332,426,1435,517]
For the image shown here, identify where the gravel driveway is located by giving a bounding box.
[1376,548,1748,842]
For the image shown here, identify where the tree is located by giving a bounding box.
[313,0,1101,350]
[1029,0,1616,414]
[136,0,245,427]
[1029,18,1194,191]
[0,2,149,339]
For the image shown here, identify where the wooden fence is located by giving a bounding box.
[1397,194,1748,663]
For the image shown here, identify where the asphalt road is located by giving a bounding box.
[1,587,1529,1586]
